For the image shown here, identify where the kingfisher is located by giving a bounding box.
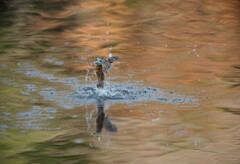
[93,56,119,88]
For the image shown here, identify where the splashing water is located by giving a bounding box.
[67,57,198,106]
[69,83,198,106]
[12,61,198,109]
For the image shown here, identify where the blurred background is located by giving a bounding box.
[0,0,239,164]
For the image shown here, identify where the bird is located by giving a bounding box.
[103,56,119,73]
[93,56,119,73]
[93,56,119,88]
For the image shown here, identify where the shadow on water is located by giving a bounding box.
[17,99,116,164]
[95,100,117,134]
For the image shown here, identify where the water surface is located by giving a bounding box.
[0,0,239,164]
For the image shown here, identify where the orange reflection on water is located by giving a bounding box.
[0,0,239,164]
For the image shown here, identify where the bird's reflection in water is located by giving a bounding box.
[95,99,117,134]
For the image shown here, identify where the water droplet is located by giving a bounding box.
[71,115,78,118]
[74,139,84,143]
[89,143,93,147]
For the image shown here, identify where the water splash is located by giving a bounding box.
[69,83,197,106]
[13,62,198,109]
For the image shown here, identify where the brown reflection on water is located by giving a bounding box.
[0,0,240,164]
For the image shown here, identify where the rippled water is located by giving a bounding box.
[0,0,239,164]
